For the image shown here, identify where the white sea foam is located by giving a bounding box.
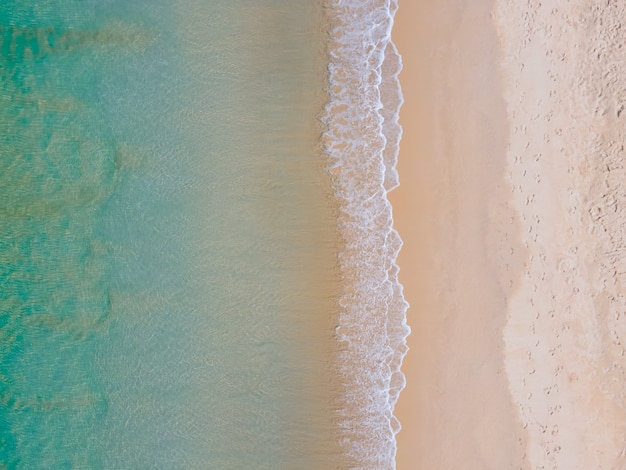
[322,1,409,467]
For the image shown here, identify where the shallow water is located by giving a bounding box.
[0,1,408,468]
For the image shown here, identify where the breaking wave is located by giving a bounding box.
[322,0,410,467]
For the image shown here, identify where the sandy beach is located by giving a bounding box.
[390,1,529,468]
[493,1,626,467]
[392,0,626,468]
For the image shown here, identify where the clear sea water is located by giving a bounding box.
[0,0,408,468]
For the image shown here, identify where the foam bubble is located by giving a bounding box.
[322,1,409,467]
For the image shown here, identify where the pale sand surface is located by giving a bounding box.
[393,0,626,469]
[494,1,626,467]
[390,0,529,468]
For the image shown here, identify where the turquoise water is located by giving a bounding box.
[0,1,346,468]
[0,0,410,467]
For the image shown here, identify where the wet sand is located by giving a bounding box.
[393,0,626,468]
[390,1,529,468]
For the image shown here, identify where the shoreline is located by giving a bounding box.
[390,1,530,468]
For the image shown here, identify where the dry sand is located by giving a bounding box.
[493,1,626,468]
[392,0,626,468]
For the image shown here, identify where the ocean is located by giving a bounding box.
[0,0,408,468]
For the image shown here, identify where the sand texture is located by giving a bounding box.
[495,1,626,468]
[393,0,626,468]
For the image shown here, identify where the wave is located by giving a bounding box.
[322,0,410,467]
